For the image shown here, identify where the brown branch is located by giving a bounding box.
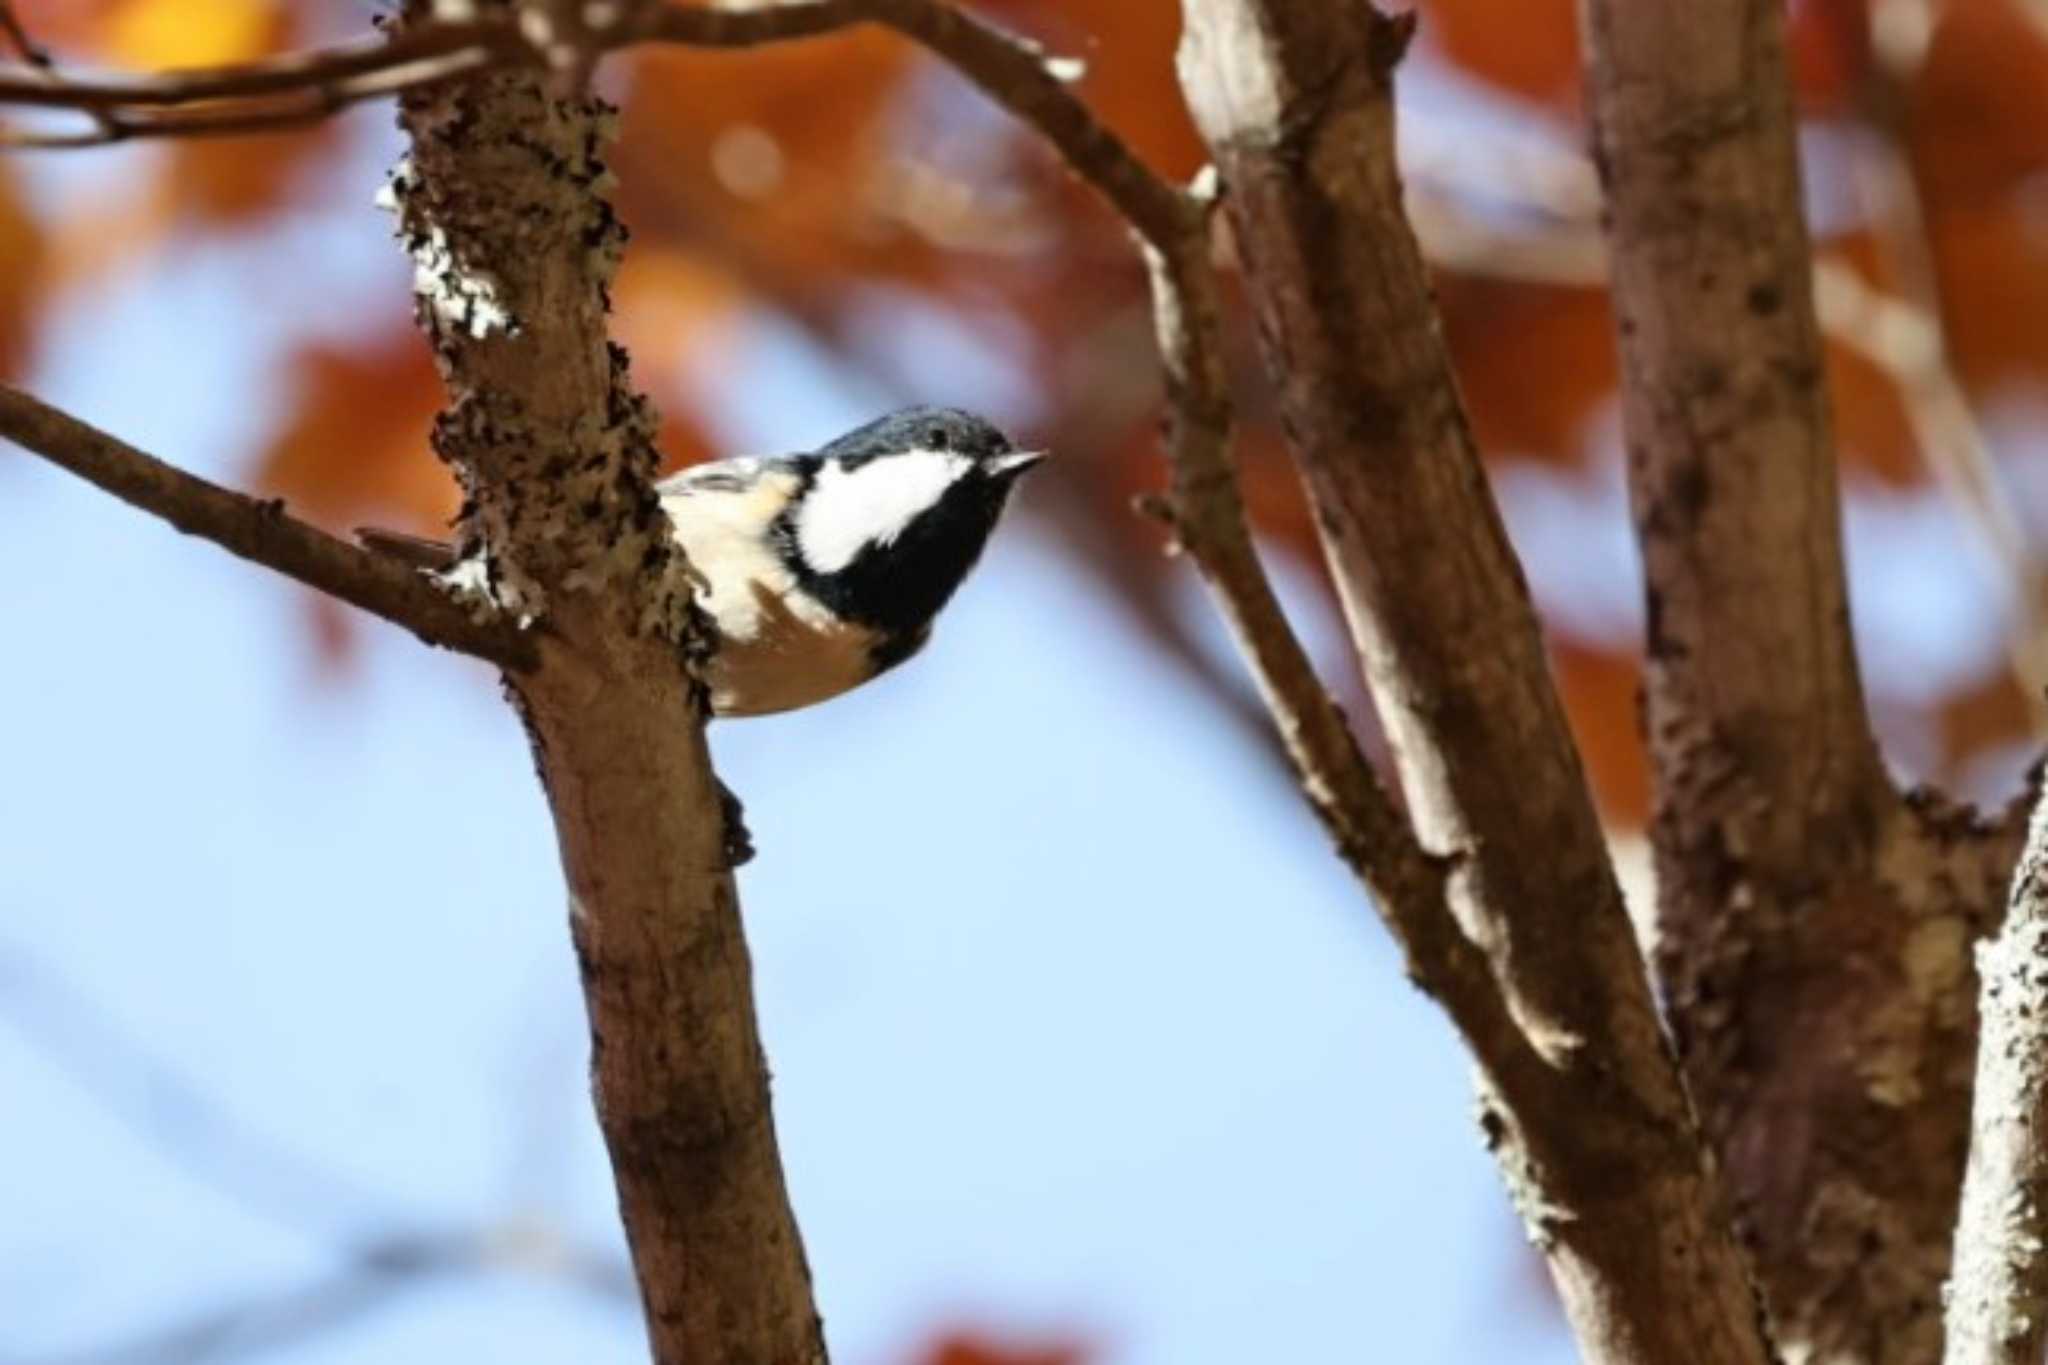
[840,0,1186,247]
[0,384,533,669]
[389,37,819,1360]
[0,0,47,68]
[1947,787,2048,1365]
[0,3,858,146]
[1139,230,1548,1098]
[1578,4,2021,1361]
[1177,4,1772,1360]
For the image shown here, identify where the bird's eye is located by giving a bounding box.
[926,427,948,450]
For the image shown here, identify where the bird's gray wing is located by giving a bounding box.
[654,454,810,499]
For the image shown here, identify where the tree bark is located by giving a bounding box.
[392,50,823,1365]
[1947,791,2048,1365]
[1580,5,2029,1359]
[1176,5,1771,1362]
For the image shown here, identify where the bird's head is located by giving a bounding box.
[785,405,1045,633]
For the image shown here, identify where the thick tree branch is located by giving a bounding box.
[0,384,533,669]
[1578,4,2025,1360]
[1176,5,1771,1361]
[1947,789,2048,1365]
[388,35,819,1360]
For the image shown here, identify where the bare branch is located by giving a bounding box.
[1947,788,2048,1365]
[0,0,48,69]
[1577,3,2034,1358]
[1178,2,1774,1359]
[1140,229,1542,1091]
[0,4,845,146]
[0,385,533,670]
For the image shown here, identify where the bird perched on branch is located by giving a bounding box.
[361,404,1042,712]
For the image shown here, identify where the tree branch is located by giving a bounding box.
[0,0,48,68]
[1947,787,2048,1365]
[1177,4,1772,1361]
[1578,5,2024,1359]
[388,29,820,1357]
[0,384,533,669]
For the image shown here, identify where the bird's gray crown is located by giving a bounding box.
[815,405,1018,468]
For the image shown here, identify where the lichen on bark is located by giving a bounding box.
[388,67,695,650]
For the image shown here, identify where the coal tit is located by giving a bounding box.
[362,405,1042,716]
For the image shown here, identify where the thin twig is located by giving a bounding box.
[1945,787,2048,1365]
[0,0,1189,249]
[0,0,48,69]
[0,3,853,145]
[0,385,534,669]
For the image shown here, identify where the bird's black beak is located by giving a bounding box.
[989,449,1047,481]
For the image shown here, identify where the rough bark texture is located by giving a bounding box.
[1176,6,1770,1362]
[1580,5,2029,1359]
[1948,792,2048,1365]
[392,48,822,1365]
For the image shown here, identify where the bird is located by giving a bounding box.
[360,405,1044,718]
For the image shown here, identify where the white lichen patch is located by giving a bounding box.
[435,551,540,626]
[410,226,515,339]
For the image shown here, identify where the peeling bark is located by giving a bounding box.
[391,45,822,1365]
[1579,4,2027,1359]
[1175,5,1770,1361]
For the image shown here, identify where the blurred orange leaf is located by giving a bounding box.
[1437,278,1615,466]
[1550,635,1649,826]
[1420,0,1580,103]
[912,1330,1090,1365]
[98,0,272,68]
[0,162,48,379]
[254,331,453,535]
[1826,334,1920,483]
[612,247,747,379]
[617,30,940,292]
[1937,663,2035,774]
[982,0,1203,177]
[1928,199,2048,395]
[1788,0,1871,111]
[1909,0,2048,207]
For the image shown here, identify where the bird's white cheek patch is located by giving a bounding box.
[796,450,968,574]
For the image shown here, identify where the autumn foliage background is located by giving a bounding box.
[4,0,2046,1361]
